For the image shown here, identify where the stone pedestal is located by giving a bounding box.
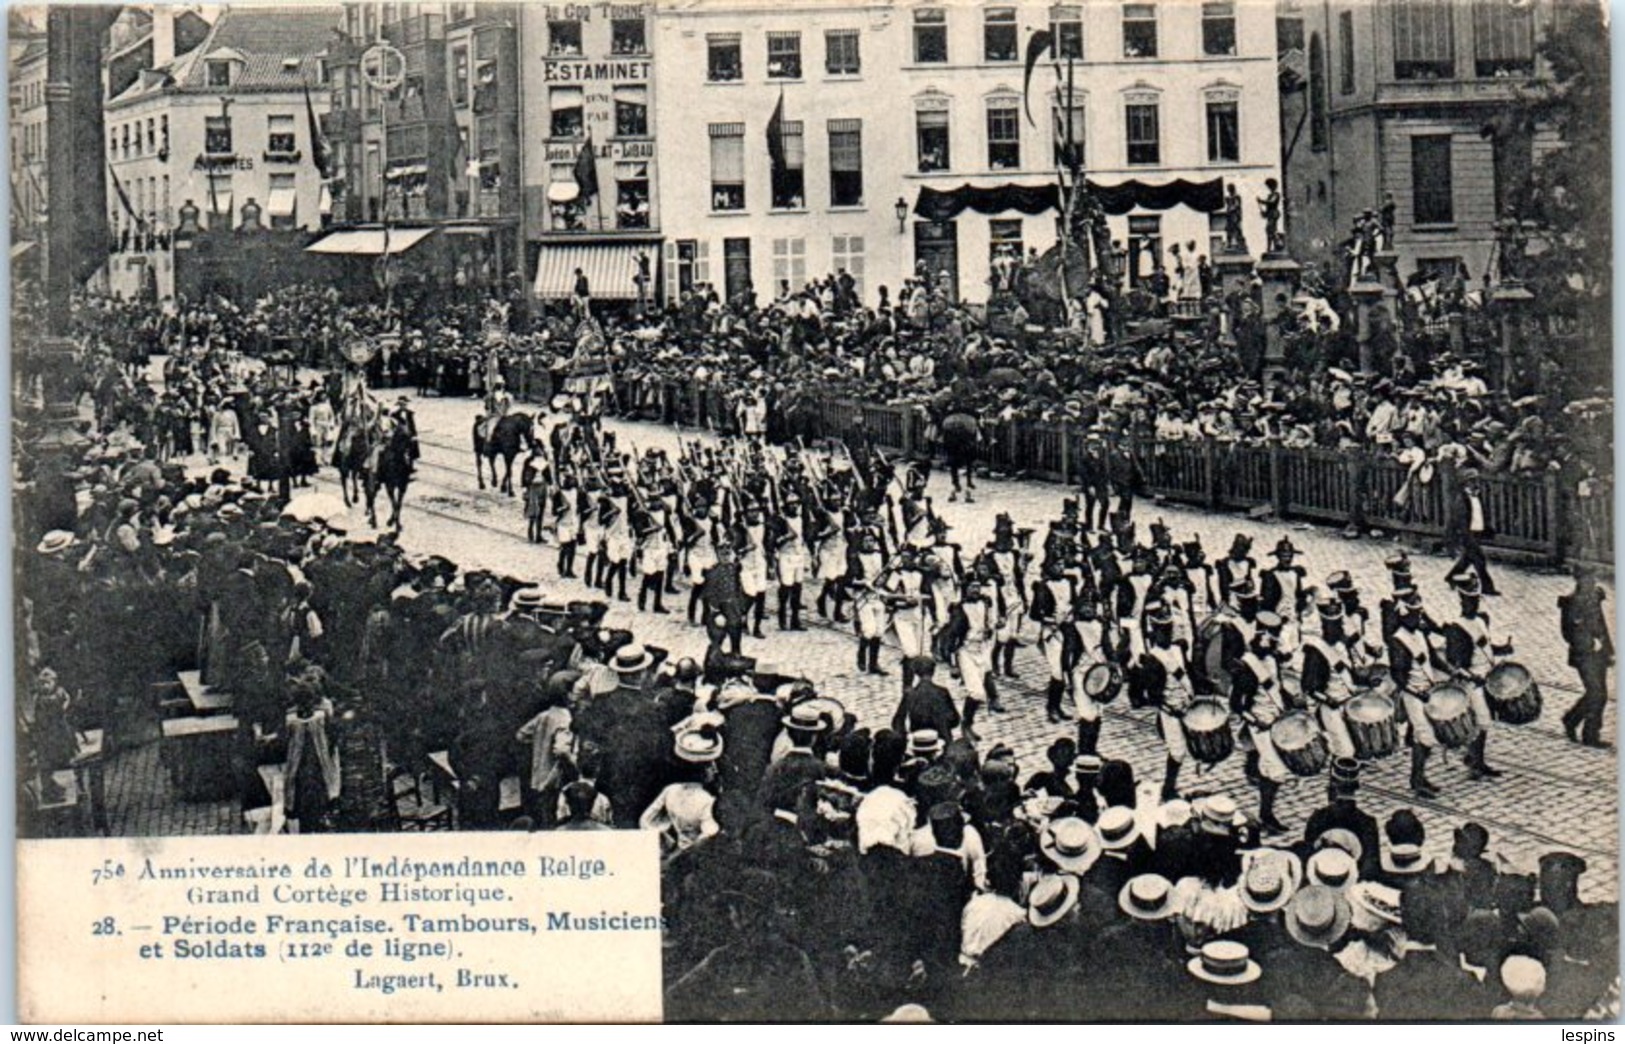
[1372,249,1401,326]
[1350,279,1387,376]
[1492,281,1536,391]
[1214,249,1255,298]
[19,336,89,538]
[1257,254,1302,377]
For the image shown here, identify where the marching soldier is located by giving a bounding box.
[634,495,674,614]
[850,531,891,676]
[1215,533,1257,607]
[737,501,771,638]
[940,577,1004,743]
[885,549,932,689]
[1139,602,1195,800]
[602,483,634,602]
[1295,597,1361,761]
[811,502,850,623]
[1227,610,1292,835]
[1387,588,1445,798]
[770,497,811,632]
[552,474,580,578]
[1437,573,1506,781]
[1260,537,1309,653]
[681,499,720,625]
[1031,557,1081,723]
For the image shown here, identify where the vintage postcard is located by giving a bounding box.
[10,0,1617,1024]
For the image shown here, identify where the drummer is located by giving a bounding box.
[1215,533,1258,606]
[1071,601,1109,757]
[1326,571,1382,668]
[1140,602,1195,801]
[1295,597,1360,761]
[886,549,932,690]
[1032,556,1082,724]
[1378,552,1416,641]
[1260,538,1310,654]
[1227,610,1292,835]
[1181,540,1218,620]
[1386,590,1445,799]
[1437,573,1506,782]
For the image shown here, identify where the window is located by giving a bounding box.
[767,32,802,79]
[914,9,948,63]
[550,87,584,138]
[723,238,752,300]
[771,121,805,209]
[1411,135,1453,224]
[832,234,865,299]
[1125,100,1160,165]
[206,59,232,87]
[1127,214,1162,287]
[828,119,863,206]
[986,102,1020,170]
[709,123,745,211]
[1202,2,1237,56]
[267,114,296,155]
[550,162,586,230]
[772,237,807,294]
[146,118,156,152]
[548,20,582,56]
[984,8,1018,62]
[612,16,647,55]
[1052,94,1085,168]
[267,172,297,229]
[615,162,650,229]
[1208,212,1227,258]
[826,29,861,75]
[1051,6,1084,59]
[206,173,233,225]
[1309,33,1327,150]
[1473,0,1533,77]
[451,45,469,106]
[614,85,648,137]
[120,123,130,158]
[204,115,233,155]
[707,34,742,82]
[671,240,710,297]
[1392,0,1455,80]
[1205,99,1238,163]
[1338,12,1355,93]
[160,115,169,153]
[917,107,950,172]
[1123,4,1158,58]
[990,218,1023,262]
[131,122,142,156]
[477,121,501,193]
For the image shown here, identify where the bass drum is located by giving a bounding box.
[1182,698,1235,766]
[1484,662,1542,726]
[1193,614,1242,697]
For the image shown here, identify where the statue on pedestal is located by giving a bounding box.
[1494,216,1528,285]
[1378,192,1396,251]
[1223,183,1246,254]
[1258,178,1283,254]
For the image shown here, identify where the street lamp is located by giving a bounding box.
[894,196,909,233]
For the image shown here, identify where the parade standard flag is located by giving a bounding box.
[1023,30,1054,126]
[573,131,599,202]
[305,80,332,179]
[107,160,145,230]
[766,88,787,181]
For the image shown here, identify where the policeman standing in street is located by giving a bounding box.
[1560,566,1614,749]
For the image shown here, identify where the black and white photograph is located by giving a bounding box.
[8,0,1620,1024]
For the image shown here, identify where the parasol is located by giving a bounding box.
[281,491,352,524]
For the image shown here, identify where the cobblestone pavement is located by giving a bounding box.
[118,387,1622,901]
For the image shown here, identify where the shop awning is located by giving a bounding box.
[266,188,297,218]
[11,240,36,261]
[533,242,647,300]
[304,227,436,256]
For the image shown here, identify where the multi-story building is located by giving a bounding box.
[1284,0,1558,282]
[519,0,660,309]
[10,30,49,259]
[101,5,340,298]
[652,0,1279,306]
[320,2,522,294]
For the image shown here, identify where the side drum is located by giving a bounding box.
[1270,712,1329,777]
[1425,683,1478,749]
[1344,693,1399,760]
[1484,662,1542,726]
[1182,698,1235,766]
[1082,663,1124,705]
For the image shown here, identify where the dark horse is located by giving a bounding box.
[333,417,375,509]
[365,420,414,531]
[940,412,981,503]
[473,412,533,495]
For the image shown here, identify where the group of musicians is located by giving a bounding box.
[503,400,1541,835]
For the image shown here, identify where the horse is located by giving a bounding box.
[364,420,414,531]
[333,418,376,509]
[473,411,533,495]
[940,412,981,503]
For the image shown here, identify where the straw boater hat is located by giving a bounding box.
[1284,885,1352,950]
[1186,940,1261,986]
[1239,848,1304,914]
[1027,875,1081,928]
[674,726,724,765]
[1040,817,1102,875]
[611,643,655,674]
[510,588,547,612]
[1118,874,1179,921]
[1306,847,1358,890]
[1348,881,1404,932]
[783,703,832,733]
[906,728,945,758]
[36,531,75,555]
[1095,806,1141,852]
[1380,810,1431,877]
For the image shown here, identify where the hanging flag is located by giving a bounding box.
[445,103,466,188]
[304,80,332,180]
[107,161,146,229]
[1023,30,1054,126]
[573,131,598,201]
[766,88,786,180]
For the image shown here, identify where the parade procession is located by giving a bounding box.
[9,0,1620,1025]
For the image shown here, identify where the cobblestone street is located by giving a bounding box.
[107,388,1619,901]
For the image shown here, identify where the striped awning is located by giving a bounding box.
[533,242,647,300]
[304,227,436,256]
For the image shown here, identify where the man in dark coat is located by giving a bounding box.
[1559,568,1614,749]
[701,543,749,656]
[758,705,829,815]
[1444,468,1499,595]
[1301,757,1383,883]
[891,656,960,740]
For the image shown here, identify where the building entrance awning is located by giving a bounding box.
[533,241,650,300]
[11,241,36,261]
[304,227,436,256]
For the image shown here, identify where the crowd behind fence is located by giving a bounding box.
[501,371,1609,569]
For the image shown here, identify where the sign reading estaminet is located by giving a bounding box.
[19,832,663,1023]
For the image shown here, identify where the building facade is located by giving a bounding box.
[322,2,522,296]
[1283,0,1558,283]
[652,0,1279,307]
[10,33,49,259]
[518,0,661,307]
[101,6,339,299]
